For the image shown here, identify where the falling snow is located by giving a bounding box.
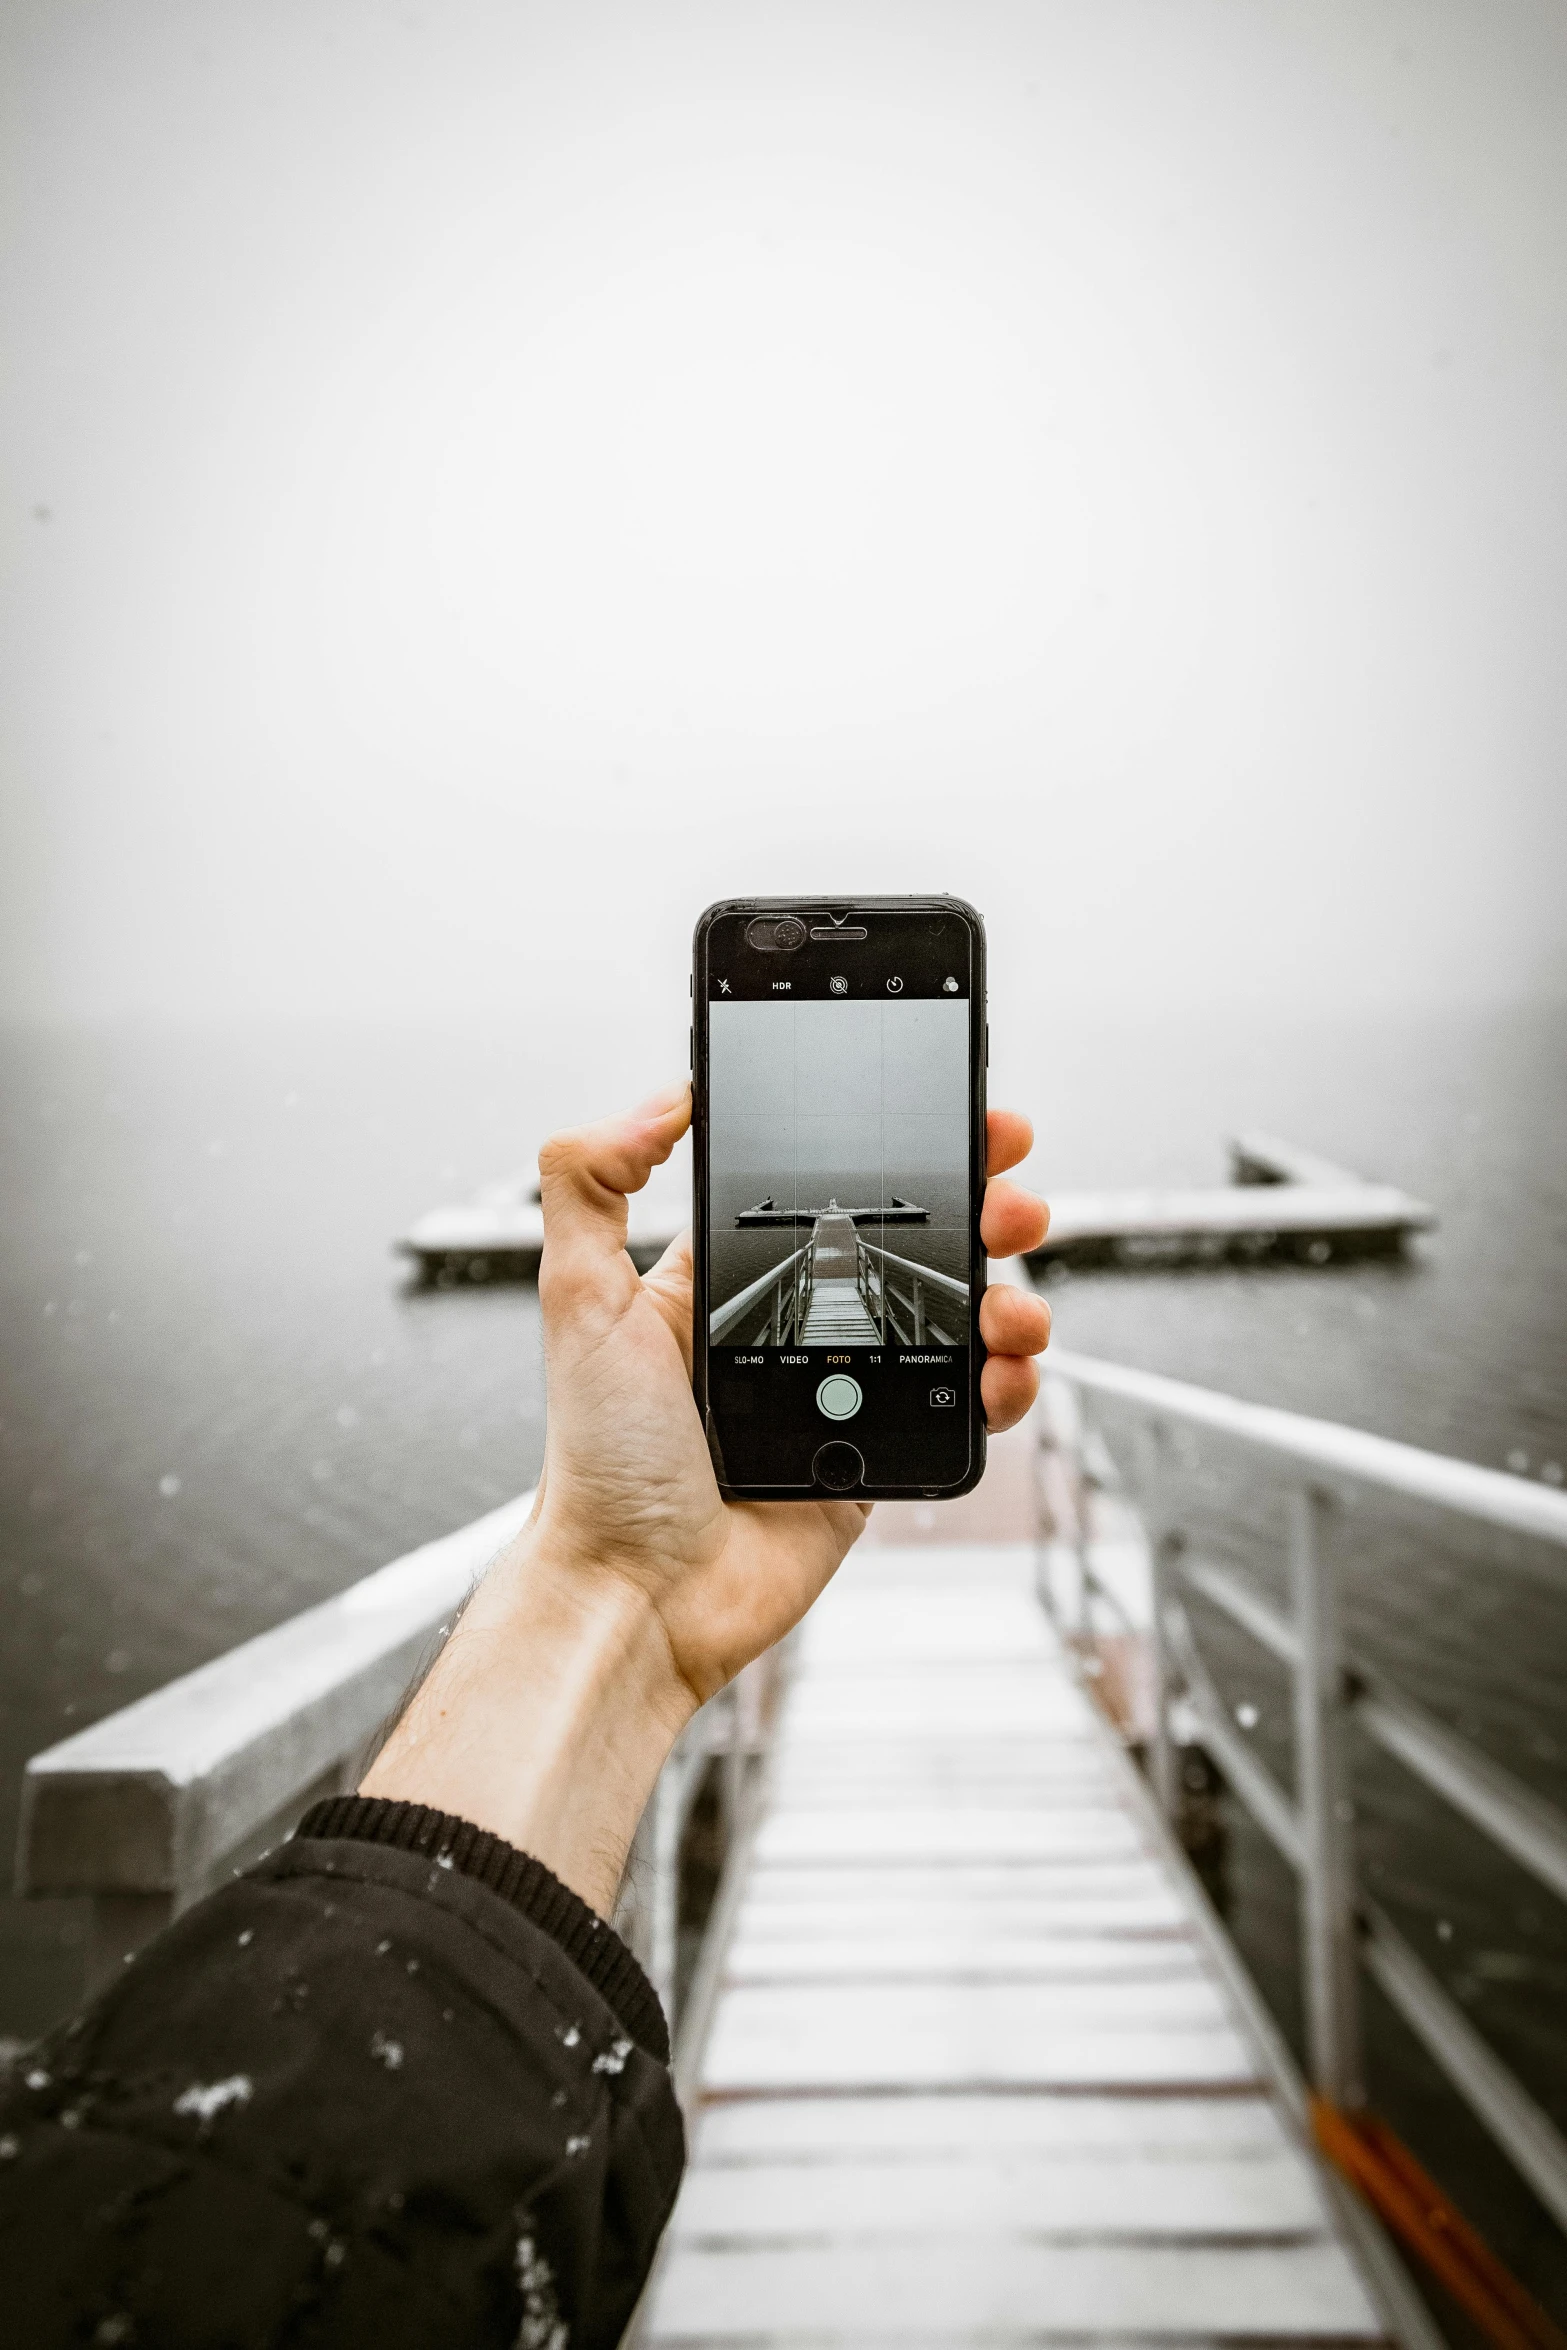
[174,2074,252,2122]
[514,2229,568,2350]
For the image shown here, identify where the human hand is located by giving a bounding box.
[362,1085,1049,1913]
[522,1084,1049,1694]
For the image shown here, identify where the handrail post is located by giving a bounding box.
[1127,1415,1181,1823]
[1290,1482,1364,2108]
[1149,1529,1181,1822]
[1070,1417,1095,1651]
[648,1759,683,2023]
[913,1273,925,1344]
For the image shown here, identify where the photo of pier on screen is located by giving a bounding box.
[708,997,970,1349]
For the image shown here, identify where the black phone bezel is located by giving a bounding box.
[692,893,988,1503]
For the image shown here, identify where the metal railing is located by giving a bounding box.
[1040,1350,1567,2239]
[15,1489,778,2027]
[709,1242,814,1346]
[855,1237,968,1346]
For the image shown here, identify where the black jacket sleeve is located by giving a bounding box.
[0,1797,686,2348]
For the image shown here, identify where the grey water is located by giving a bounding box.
[2,1002,1564,2315]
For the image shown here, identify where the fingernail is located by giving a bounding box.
[632,1081,690,1120]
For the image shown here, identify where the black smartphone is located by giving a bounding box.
[693,896,987,1501]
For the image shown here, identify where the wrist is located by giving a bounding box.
[360,1524,695,1918]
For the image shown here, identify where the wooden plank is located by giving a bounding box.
[768,1772,1118,1810]
[785,1657,1080,1692]
[723,1934,1201,1984]
[771,1739,1112,1784]
[751,1807,1142,1866]
[649,2238,1383,2338]
[781,1684,1096,1737]
[736,1861,1189,1931]
[703,1979,1256,2094]
[731,1909,1190,1952]
[797,1593,1058,1661]
[835,1541,1040,1587]
[671,2149,1334,2239]
[769,1757,1109,1797]
[691,2091,1296,2161]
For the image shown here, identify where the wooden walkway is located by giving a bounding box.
[643,1538,1391,2347]
[799,1282,881,1345]
[799,1215,881,1345]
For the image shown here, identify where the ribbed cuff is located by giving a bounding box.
[294,1794,669,2064]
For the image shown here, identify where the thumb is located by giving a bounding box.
[537,1083,690,1289]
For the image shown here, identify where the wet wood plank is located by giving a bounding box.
[693,2089,1298,2161]
[722,1931,1202,1984]
[671,2147,1334,2239]
[752,1805,1142,1866]
[703,1976,1255,2095]
[652,2239,1383,2340]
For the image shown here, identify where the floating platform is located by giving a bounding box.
[1036,1131,1435,1270]
[396,1132,1435,1284]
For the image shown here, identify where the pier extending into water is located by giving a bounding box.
[17,1350,1565,2346]
[398,1134,1435,1284]
[709,1211,969,1348]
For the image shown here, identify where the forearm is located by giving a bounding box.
[360,1524,698,1917]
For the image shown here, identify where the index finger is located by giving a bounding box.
[987,1108,1033,1177]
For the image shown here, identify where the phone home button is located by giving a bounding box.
[812,1441,865,1493]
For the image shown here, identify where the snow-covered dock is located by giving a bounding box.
[395,1134,1433,1282]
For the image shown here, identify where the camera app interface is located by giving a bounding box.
[704,908,975,1491]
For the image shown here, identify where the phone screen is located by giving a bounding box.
[697,903,982,1496]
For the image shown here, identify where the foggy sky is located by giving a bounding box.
[709,999,969,1201]
[4,0,1566,1088]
